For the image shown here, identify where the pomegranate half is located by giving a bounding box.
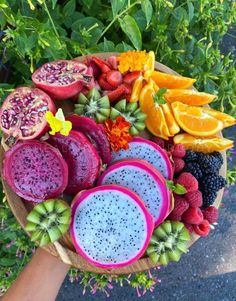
[32,60,93,100]
[0,87,56,146]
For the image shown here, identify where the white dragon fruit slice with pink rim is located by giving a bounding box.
[111,137,173,180]
[70,185,154,269]
[3,140,68,202]
[98,159,171,227]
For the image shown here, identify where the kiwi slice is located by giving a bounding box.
[147,220,190,266]
[74,88,110,123]
[25,199,71,247]
[110,99,147,135]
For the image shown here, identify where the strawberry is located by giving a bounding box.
[107,85,126,102]
[106,70,123,87]
[122,83,132,95]
[98,74,115,91]
[91,56,111,73]
[123,71,141,85]
[107,56,118,70]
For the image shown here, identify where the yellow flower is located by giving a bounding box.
[45,109,72,136]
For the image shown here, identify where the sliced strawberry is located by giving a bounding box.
[107,56,118,70]
[123,71,141,85]
[106,70,123,88]
[122,83,132,95]
[98,74,115,91]
[107,85,126,102]
[91,56,111,73]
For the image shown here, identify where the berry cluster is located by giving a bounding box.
[183,150,226,207]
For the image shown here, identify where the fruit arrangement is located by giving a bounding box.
[0,51,235,272]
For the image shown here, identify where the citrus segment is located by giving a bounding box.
[174,133,234,153]
[202,108,236,128]
[139,79,159,112]
[146,106,170,140]
[161,103,180,136]
[144,51,155,72]
[164,89,216,106]
[148,71,196,89]
[171,102,224,137]
[130,76,144,103]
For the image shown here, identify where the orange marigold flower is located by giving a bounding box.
[104,116,132,152]
[117,50,149,73]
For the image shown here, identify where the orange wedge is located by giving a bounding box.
[144,51,155,71]
[161,103,180,136]
[172,102,224,137]
[145,70,196,89]
[164,89,216,106]
[202,107,236,128]
[130,76,144,102]
[146,105,171,140]
[174,133,234,153]
[139,79,159,112]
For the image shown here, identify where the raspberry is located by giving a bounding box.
[201,206,218,224]
[185,190,203,207]
[193,220,210,237]
[182,207,203,225]
[175,172,198,193]
[168,196,189,220]
[151,137,165,149]
[173,157,185,174]
[184,223,194,234]
[171,144,186,158]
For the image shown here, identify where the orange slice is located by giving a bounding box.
[146,70,196,89]
[202,107,236,128]
[164,89,216,106]
[130,76,144,103]
[139,79,159,112]
[144,51,155,72]
[171,102,224,137]
[174,133,234,153]
[161,103,180,136]
[146,105,170,140]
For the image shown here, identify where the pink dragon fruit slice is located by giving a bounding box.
[70,185,154,269]
[66,115,111,165]
[47,130,101,195]
[98,159,171,227]
[3,140,68,202]
[111,137,173,180]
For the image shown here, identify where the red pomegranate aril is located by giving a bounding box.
[0,87,56,146]
[32,60,93,100]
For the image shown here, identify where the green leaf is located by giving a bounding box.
[119,15,142,50]
[173,7,188,22]
[153,88,167,105]
[0,257,17,267]
[51,0,58,9]
[166,180,175,191]
[141,0,153,26]
[63,0,76,17]
[187,1,194,22]
[111,0,126,18]
[174,184,187,195]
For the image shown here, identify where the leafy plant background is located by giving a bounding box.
[0,0,235,296]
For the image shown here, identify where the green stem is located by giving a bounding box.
[98,0,140,42]
[43,2,60,38]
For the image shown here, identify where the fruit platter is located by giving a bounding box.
[0,51,234,275]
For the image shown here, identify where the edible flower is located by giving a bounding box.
[45,108,72,136]
[104,116,132,151]
[117,50,155,73]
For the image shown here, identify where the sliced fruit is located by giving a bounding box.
[172,102,224,137]
[146,70,196,89]
[139,79,159,113]
[110,99,146,135]
[174,133,234,153]
[144,51,155,72]
[130,76,144,103]
[25,199,71,247]
[202,107,236,128]
[164,89,216,106]
[162,103,180,136]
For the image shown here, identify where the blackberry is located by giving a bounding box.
[202,191,217,208]
[198,153,222,174]
[200,173,227,193]
[184,162,203,181]
[184,150,199,163]
[211,151,224,167]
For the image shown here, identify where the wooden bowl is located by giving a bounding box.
[0,53,227,275]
